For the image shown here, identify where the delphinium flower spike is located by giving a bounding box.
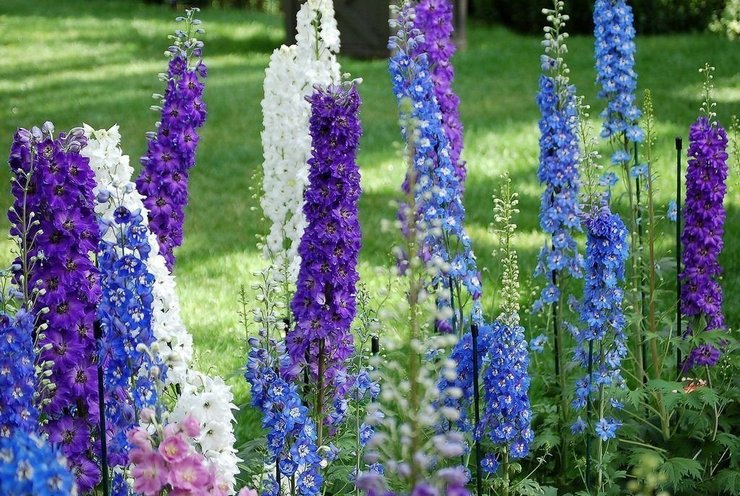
[534,1,582,467]
[477,175,533,484]
[410,0,466,187]
[82,124,162,493]
[136,9,207,270]
[571,204,629,491]
[389,0,481,336]
[535,0,583,309]
[594,1,646,378]
[285,82,363,444]
[680,65,729,369]
[356,7,472,492]
[244,269,322,496]
[593,0,643,143]
[8,123,103,492]
[260,0,341,289]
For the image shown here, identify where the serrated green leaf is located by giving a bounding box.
[660,457,704,488]
[626,387,646,408]
[531,430,560,450]
[710,468,740,495]
[512,478,545,496]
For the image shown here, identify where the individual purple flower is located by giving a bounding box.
[7,124,102,492]
[681,115,729,368]
[410,0,466,186]
[135,11,207,270]
[284,83,362,411]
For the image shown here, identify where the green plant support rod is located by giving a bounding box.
[634,142,648,384]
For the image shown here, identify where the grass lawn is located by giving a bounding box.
[0,0,739,451]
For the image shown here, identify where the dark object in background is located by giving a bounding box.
[477,0,727,35]
[143,0,210,7]
[283,0,468,59]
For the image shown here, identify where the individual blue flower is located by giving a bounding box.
[297,468,323,496]
[666,200,678,222]
[594,417,621,441]
[529,334,548,353]
[599,172,619,188]
[359,423,374,447]
[481,453,499,474]
[571,416,587,435]
[594,0,644,143]
[630,163,648,178]
[611,149,631,165]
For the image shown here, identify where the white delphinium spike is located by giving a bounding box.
[260,0,341,286]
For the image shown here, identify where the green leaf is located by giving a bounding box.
[660,457,704,488]
[512,478,546,496]
[530,430,560,450]
[626,387,646,409]
[710,469,740,495]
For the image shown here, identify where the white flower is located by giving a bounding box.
[171,370,240,493]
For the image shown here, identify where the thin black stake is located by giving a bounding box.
[552,270,560,377]
[585,340,593,492]
[675,137,683,374]
[94,321,109,496]
[471,323,483,496]
[371,335,380,356]
[634,142,648,384]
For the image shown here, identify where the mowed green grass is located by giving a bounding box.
[0,0,738,447]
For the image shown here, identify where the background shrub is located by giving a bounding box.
[470,0,728,35]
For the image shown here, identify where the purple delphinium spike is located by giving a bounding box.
[135,11,207,270]
[410,0,466,187]
[8,125,102,492]
[681,116,728,368]
[571,205,629,439]
[284,83,362,410]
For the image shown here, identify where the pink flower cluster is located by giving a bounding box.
[128,411,231,496]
